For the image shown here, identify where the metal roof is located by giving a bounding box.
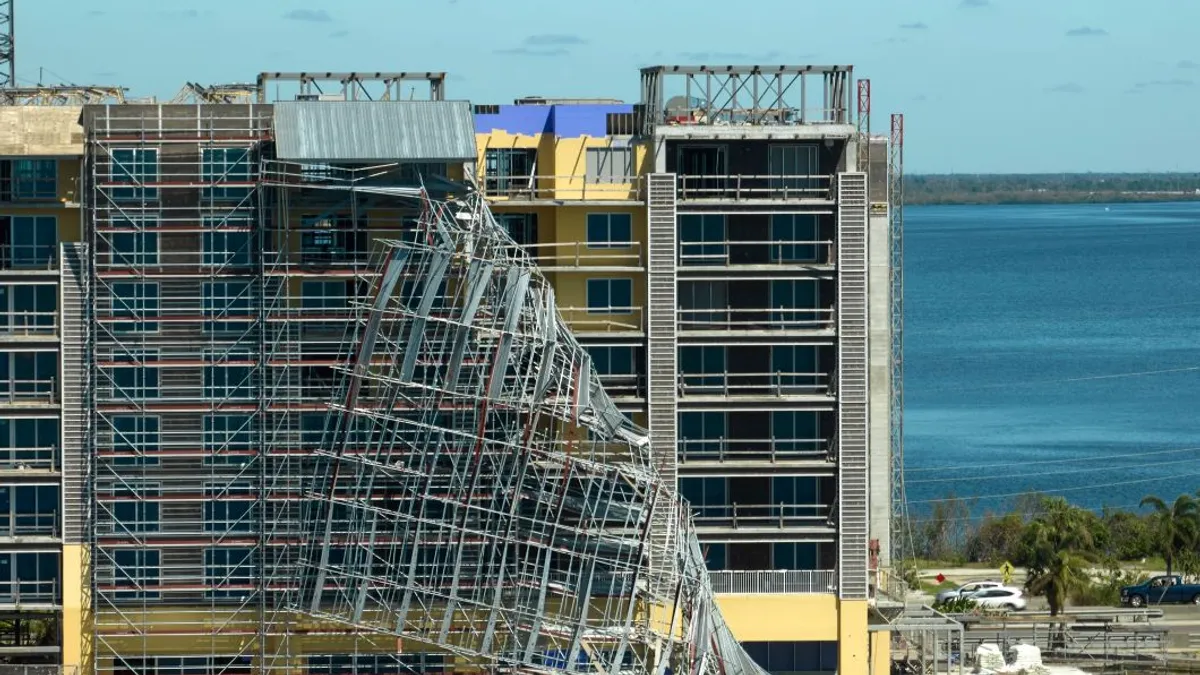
[273,101,476,162]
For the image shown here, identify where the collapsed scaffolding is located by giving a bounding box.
[285,183,768,675]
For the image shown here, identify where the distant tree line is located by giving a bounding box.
[905,173,1200,206]
[898,492,1200,614]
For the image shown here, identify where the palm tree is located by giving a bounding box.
[1140,494,1199,576]
[1026,548,1090,617]
[1018,498,1098,618]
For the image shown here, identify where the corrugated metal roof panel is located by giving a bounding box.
[274,101,476,162]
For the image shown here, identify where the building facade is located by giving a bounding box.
[0,66,900,675]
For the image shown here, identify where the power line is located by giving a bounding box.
[923,364,1200,394]
[907,469,1200,505]
[906,454,1200,486]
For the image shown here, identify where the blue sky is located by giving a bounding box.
[21,0,1198,173]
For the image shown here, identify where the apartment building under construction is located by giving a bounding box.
[0,67,932,675]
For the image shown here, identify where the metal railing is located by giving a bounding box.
[558,306,645,333]
[691,502,830,528]
[0,379,58,405]
[709,569,836,594]
[0,251,59,272]
[678,307,835,331]
[679,240,834,267]
[679,437,827,463]
[595,373,643,399]
[677,174,833,201]
[0,579,59,605]
[0,511,58,537]
[521,241,645,269]
[0,667,76,675]
[482,175,645,201]
[0,312,58,337]
[679,371,831,398]
[0,448,57,472]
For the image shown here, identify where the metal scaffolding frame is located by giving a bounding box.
[254,73,447,103]
[73,101,770,675]
[888,114,911,563]
[0,0,11,88]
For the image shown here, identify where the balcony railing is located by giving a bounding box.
[691,502,830,528]
[0,380,57,406]
[709,569,836,594]
[595,373,643,399]
[521,241,645,269]
[677,175,833,202]
[679,371,831,398]
[679,437,828,463]
[483,175,645,201]
[679,240,834,267]
[0,448,57,472]
[0,579,59,605]
[558,306,645,333]
[0,313,59,338]
[678,307,834,332]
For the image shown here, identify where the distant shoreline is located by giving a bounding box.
[906,173,1200,206]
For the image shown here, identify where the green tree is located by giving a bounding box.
[1027,549,1091,617]
[1018,497,1097,616]
[1139,494,1199,576]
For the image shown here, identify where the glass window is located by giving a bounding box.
[112,485,160,533]
[770,279,820,326]
[109,230,159,267]
[7,216,57,269]
[113,549,160,600]
[0,551,59,603]
[772,345,820,388]
[202,280,254,333]
[205,547,255,599]
[204,483,254,533]
[678,214,726,265]
[0,418,57,470]
[204,349,254,400]
[586,213,633,249]
[772,411,820,454]
[204,414,254,465]
[301,280,349,310]
[201,148,252,201]
[10,160,57,201]
[0,284,56,333]
[585,278,632,314]
[588,346,636,376]
[0,351,56,401]
[111,350,159,400]
[110,148,159,201]
[110,282,159,333]
[110,415,160,467]
[773,542,821,570]
[679,411,725,458]
[770,214,819,262]
[0,484,58,536]
[202,229,252,268]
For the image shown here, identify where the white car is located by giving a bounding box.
[935,580,1004,605]
[965,586,1027,611]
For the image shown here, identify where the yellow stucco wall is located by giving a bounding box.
[839,600,869,675]
[62,544,88,674]
[715,594,838,642]
[871,631,891,675]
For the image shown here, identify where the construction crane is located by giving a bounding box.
[0,0,13,88]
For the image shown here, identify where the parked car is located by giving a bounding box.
[1120,574,1200,607]
[935,580,1004,605]
[965,586,1027,611]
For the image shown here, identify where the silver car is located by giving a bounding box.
[935,580,1004,605]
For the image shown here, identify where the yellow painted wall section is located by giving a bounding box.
[714,594,837,642]
[549,137,643,201]
[62,543,89,675]
[870,631,891,675]
[474,132,552,201]
[553,205,646,268]
[838,599,869,675]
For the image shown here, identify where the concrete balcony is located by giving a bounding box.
[710,569,835,594]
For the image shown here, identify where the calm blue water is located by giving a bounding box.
[905,201,1200,515]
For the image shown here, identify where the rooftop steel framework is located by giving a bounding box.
[255,72,447,103]
[0,85,126,105]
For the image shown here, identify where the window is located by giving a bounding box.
[202,228,252,268]
[679,477,728,512]
[110,282,159,333]
[483,148,536,195]
[0,551,59,603]
[770,214,819,262]
[0,418,58,470]
[0,284,56,334]
[204,483,254,533]
[585,146,633,183]
[586,213,632,249]
[680,346,725,380]
[772,477,820,513]
[743,641,838,674]
[496,213,538,250]
[585,278,632,314]
[770,279,820,327]
[772,345,820,389]
[111,350,159,400]
[112,485,160,533]
[202,280,254,333]
[204,414,254,465]
[768,144,821,193]
[680,411,726,458]
[4,215,57,268]
[110,148,159,201]
[301,280,349,311]
[678,214,726,265]
[772,411,820,454]
[773,542,820,570]
[0,351,56,401]
[110,415,160,467]
[205,547,255,599]
[300,214,363,265]
[109,230,159,267]
[201,148,252,201]
[588,346,636,375]
[204,349,254,400]
[0,484,58,536]
[113,549,160,600]
[10,160,56,201]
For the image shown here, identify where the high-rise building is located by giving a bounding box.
[0,66,909,675]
